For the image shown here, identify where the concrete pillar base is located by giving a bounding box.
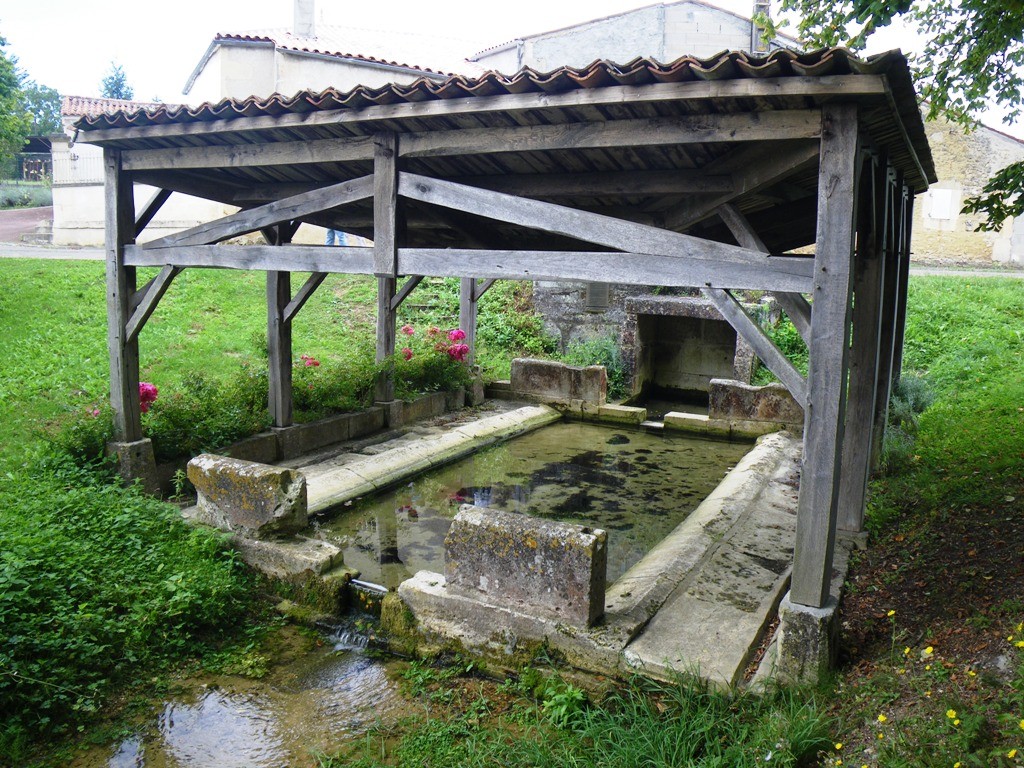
[106,438,160,496]
[375,400,404,428]
[775,592,839,685]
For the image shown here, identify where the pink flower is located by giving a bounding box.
[447,343,470,362]
[401,347,414,361]
[139,382,158,413]
[300,354,321,367]
[401,324,415,336]
[90,408,101,417]
[447,328,467,342]
[427,326,440,337]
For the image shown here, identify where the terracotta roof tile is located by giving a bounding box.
[62,95,170,118]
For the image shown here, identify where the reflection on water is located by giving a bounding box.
[90,623,407,768]
[319,422,750,588]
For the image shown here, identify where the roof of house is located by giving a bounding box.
[183,24,478,94]
[62,95,170,118]
[469,0,800,60]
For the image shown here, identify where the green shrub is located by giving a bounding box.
[878,373,934,476]
[0,458,256,741]
[752,316,808,385]
[0,181,51,209]
[562,335,628,400]
[293,345,377,421]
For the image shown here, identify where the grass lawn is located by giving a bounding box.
[1,259,1021,767]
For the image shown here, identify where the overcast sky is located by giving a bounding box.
[2,0,1019,137]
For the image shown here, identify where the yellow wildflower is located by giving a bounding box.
[968,670,977,677]
[954,763,961,768]
[946,709,957,719]
[926,664,932,670]
[878,714,888,723]
[904,646,911,656]
[877,732,885,740]
[835,743,843,750]
[1019,719,1024,731]
[1008,749,1017,759]
[954,719,960,726]
[924,646,934,656]
[887,610,896,617]
[1016,641,1024,648]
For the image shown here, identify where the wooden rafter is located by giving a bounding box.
[134,188,172,237]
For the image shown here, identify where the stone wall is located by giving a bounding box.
[913,115,1024,266]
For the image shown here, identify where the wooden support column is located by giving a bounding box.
[890,193,915,385]
[105,147,142,442]
[871,170,904,465]
[790,104,859,608]
[459,277,478,366]
[374,133,399,402]
[838,156,887,533]
[267,224,296,427]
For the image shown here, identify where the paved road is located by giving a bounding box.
[0,206,51,242]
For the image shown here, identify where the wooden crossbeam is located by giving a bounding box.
[121,111,822,172]
[702,288,808,408]
[666,141,820,230]
[391,275,423,311]
[450,170,734,198]
[283,272,328,324]
[716,203,812,344]
[398,172,806,270]
[134,188,172,237]
[124,243,375,272]
[125,265,182,344]
[474,278,497,301]
[141,174,374,248]
[83,76,888,144]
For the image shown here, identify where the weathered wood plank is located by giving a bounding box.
[790,104,859,609]
[401,110,822,159]
[839,158,887,533]
[715,202,812,344]
[474,277,497,301]
[142,175,373,249]
[455,169,734,197]
[120,111,821,172]
[267,270,292,427]
[122,135,377,171]
[375,276,397,402]
[703,288,808,408]
[391,275,423,311]
[459,277,477,366]
[890,193,914,384]
[105,148,142,442]
[83,76,887,144]
[125,265,182,344]
[125,244,374,272]
[398,172,805,269]
[282,272,328,324]
[374,134,398,277]
[134,188,172,237]
[398,249,813,292]
[666,141,820,230]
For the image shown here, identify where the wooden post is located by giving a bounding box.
[374,133,399,402]
[871,169,903,465]
[890,192,914,385]
[105,148,142,442]
[459,277,477,366]
[838,156,886,533]
[790,104,859,608]
[267,269,293,427]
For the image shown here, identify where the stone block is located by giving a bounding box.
[107,438,160,495]
[231,535,343,578]
[402,391,448,424]
[224,431,280,464]
[446,387,468,410]
[598,404,647,424]
[275,412,354,459]
[377,399,404,427]
[510,358,607,405]
[444,505,607,627]
[708,380,804,428]
[774,594,839,685]
[348,406,385,439]
[187,454,307,539]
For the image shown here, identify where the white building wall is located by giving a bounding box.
[275,52,426,94]
[662,3,756,57]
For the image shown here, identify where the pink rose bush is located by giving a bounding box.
[390,324,473,394]
[139,382,159,414]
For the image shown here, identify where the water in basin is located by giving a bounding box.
[316,421,750,589]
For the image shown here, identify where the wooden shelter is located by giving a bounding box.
[76,47,934,630]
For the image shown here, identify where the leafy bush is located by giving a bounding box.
[752,315,808,385]
[0,458,256,742]
[143,367,272,462]
[878,373,934,476]
[0,181,51,209]
[561,335,628,400]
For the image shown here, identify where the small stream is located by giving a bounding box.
[76,622,412,768]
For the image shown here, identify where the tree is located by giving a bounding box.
[19,80,61,135]
[777,0,1024,231]
[0,35,30,168]
[100,62,134,100]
